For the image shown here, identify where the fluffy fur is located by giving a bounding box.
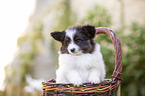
[50,25,106,86]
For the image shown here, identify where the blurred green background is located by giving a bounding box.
[1,0,145,96]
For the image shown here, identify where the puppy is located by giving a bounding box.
[50,25,105,86]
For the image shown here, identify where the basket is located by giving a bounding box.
[42,27,122,96]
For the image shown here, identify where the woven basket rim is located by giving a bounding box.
[42,79,117,93]
[43,79,115,86]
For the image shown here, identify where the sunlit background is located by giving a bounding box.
[0,0,145,96]
[0,0,35,91]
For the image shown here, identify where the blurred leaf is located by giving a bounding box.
[82,5,111,27]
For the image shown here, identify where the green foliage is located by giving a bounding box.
[31,24,43,41]
[52,0,76,31]
[121,22,145,96]
[82,5,111,27]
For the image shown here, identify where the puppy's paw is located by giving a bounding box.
[72,78,83,86]
[88,77,101,84]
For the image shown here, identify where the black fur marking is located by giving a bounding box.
[82,25,96,39]
[60,36,70,54]
[50,31,65,42]
[73,30,95,53]
[68,25,96,39]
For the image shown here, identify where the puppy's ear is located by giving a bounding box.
[83,25,96,39]
[50,31,65,42]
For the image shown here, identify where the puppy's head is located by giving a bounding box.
[51,25,96,55]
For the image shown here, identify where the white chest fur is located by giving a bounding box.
[56,43,105,85]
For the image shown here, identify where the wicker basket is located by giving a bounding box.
[42,27,122,96]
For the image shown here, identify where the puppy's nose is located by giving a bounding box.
[70,48,75,53]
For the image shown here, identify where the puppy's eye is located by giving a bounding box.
[75,38,81,43]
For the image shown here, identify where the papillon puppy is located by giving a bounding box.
[50,25,105,86]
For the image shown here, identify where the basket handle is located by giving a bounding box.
[95,27,122,82]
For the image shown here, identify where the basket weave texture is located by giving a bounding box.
[42,27,122,96]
